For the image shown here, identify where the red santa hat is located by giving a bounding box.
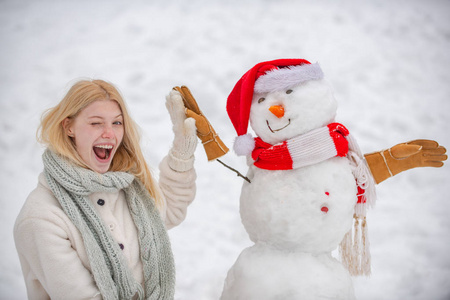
[227,58,324,155]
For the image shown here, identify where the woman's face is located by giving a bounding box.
[64,100,124,173]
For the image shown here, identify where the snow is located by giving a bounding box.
[1,0,449,299]
[221,245,355,300]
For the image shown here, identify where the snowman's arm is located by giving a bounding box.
[364,139,447,184]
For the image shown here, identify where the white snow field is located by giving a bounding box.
[1,0,449,299]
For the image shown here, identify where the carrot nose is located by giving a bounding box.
[269,105,285,118]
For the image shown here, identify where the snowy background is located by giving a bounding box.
[1,0,449,299]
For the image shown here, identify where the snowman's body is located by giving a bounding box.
[222,65,364,299]
[221,159,357,300]
[241,158,356,253]
[221,244,354,300]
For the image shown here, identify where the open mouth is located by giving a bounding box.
[267,119,291,133]
[93,145,114,161]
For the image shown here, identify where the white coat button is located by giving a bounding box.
[109,224,115,231]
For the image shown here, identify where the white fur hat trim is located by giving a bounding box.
[254,63,324,94]
[233,133,255,156]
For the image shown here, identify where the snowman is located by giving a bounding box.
[209,59,448,300]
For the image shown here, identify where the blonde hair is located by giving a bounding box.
[38,79,162,206]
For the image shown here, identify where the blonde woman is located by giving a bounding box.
[14,79,198,299]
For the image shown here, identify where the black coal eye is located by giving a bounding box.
[286,89,293,94]
[258,97,266,103]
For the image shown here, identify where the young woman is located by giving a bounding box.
[14,79,198,299]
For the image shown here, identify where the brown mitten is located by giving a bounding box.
[173,86,229,161]
[364,139,447,184]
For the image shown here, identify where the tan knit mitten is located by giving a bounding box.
[173,86,229,161]
[364,139,447,184]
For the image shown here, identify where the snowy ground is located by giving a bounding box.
[1,0,449,299]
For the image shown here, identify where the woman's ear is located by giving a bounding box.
[62,118,74,137]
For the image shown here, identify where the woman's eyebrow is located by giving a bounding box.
[87,114,123,119]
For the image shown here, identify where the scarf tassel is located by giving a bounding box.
[339,134,376,277]
[339,212,371,276]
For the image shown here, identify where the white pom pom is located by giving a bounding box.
[234,134,255,156]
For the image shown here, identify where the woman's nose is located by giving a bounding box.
[102,125,114,138]
[269,105,285,118]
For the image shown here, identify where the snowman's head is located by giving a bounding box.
[228,59,339,154]
[249,79,337,145]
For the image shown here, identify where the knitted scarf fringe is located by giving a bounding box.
[339,134,377,277]
[43,149,175,299]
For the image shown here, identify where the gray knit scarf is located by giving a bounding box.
[43,149,175,300]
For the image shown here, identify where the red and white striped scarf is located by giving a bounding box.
[252,123,350,171]
[251,123,375,206]
[251,123,377,276]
